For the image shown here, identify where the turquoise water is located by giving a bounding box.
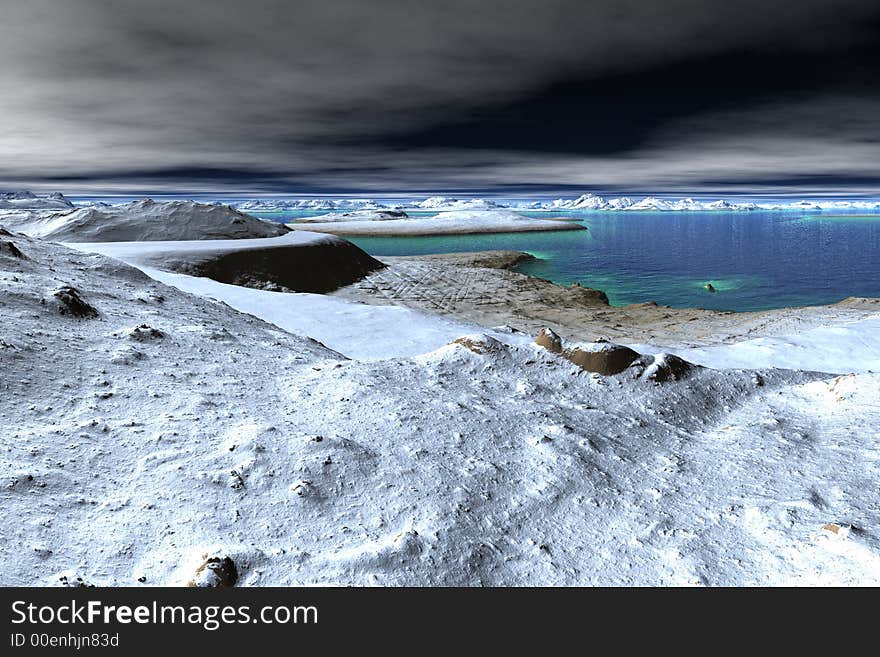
[261,210,880,312]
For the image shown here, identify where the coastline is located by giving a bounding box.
[333,249,880,349]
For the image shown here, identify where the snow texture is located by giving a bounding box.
[2,229,879,586]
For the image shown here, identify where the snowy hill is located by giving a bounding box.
[2,199,289,242]
[0,191,74,210]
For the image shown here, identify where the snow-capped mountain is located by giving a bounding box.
[230,194,880,215]
[513,194,880,212]
[413,196,500,211]
[0,191,74,210]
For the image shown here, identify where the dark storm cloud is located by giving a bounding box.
[386,42,880,156]
[1,0,879,192]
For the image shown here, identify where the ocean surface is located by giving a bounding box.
[258,211,880,312]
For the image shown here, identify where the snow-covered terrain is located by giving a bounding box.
[228,193,880,214]
[133,267,490,360]
[2,230,878,586]
[66,236,475,356]
[287,209,584,236]
[0,191,73,210]
[635,314,880,375]
[296,209,409,223]
[0,199,289,242]
[513,193,880,212]
[10,192,868,218]
[234,196,499,212]
[236,198,389,212]
[2,190,879,588]
[413,196,500,211]
[517,193,636,211]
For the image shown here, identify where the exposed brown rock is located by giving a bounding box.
[534,328,563,354]
[452,335,503,355]
[563,343,640,375]
[534,330,641,375]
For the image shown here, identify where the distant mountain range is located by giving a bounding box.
[3,191,880,214]
[231,193,880,213]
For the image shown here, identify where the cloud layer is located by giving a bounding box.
[1,0,879,192]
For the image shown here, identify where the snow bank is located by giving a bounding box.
[140,267,488,360]
[287,209,584,236]
[636,314,880,375]
[0,191,73,210]
[6,199,289,242]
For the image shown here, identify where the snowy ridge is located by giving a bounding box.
[413,196,500,210]
[1,199,289,242]
[0,191,73,210]
[236,198,390,212]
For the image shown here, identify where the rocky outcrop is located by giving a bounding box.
[188,555,238,588]
[534,327,563,353]
[632,353,696,382]
[533,330,695,380]
[534,331,639,374]
[169,237,386,294]
[563,342,641,375]
[49,285,99,318]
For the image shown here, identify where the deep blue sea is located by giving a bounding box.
[256,210,880,312]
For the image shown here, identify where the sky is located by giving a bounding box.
[1,0,879,195]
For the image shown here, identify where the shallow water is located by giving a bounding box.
[259,210,880,312]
